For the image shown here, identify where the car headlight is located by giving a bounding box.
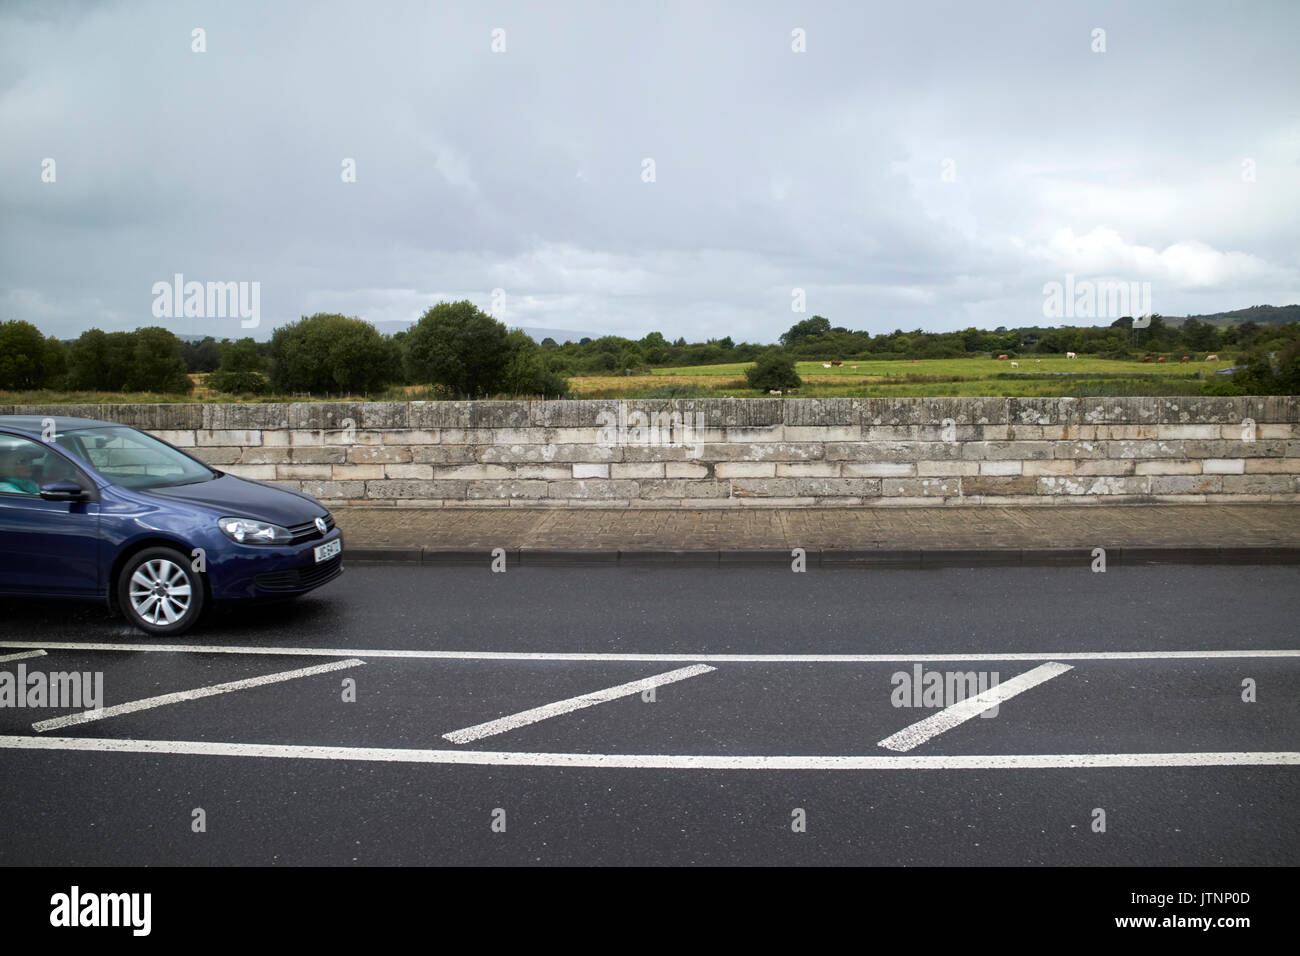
[218,517,292,544]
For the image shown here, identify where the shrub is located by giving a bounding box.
[205,370,272,395]
[745,351,802,391]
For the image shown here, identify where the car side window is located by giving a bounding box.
[0,435,82,497]
[74,430,191,482]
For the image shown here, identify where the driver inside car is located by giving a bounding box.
[0,445,41,495]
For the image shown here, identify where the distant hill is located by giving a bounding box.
[368,320,600,344]
[1167,304,1300,327]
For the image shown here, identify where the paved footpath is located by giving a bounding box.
[333,503,1300,565]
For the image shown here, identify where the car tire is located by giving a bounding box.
[117,546,206,636]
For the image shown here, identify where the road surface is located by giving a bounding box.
[2,562,1297,865]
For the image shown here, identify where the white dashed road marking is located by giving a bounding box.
[0,650,47,663]
[877,662,1074,752]
[442,664,717,744]
[1,735,1297,770]
[32,658,365,733]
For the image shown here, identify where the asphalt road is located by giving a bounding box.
[1,562,1297,865]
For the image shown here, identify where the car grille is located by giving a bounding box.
[255,555,342,592]
[287,513,335,543]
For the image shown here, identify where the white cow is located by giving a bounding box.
[1010,361,1019,368]
[1066,351,1077,359]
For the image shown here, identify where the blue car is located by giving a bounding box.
[0,415,343,635]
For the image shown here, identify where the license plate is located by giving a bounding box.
[314,539,341,563]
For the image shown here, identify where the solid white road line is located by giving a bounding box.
[877,662,1073,752]
[1,735,1297,769]
[442,665,717,744]
[31,659,364,733]
[1,640,1298,663]
[0,650,47,663]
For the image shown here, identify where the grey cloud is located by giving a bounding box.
[1,0,1297,342]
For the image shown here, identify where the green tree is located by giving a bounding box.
[745,350,802,391]
[68,330,138,390]
[270,313,397,394]
[1279,338,1300,394]
[0,321,62,389]
[403,301,511,396]
[498,329,570,397]
[1181,319,1219,352]
[780,315,832,345]
[219,337,266,373]
[1136,313,1168,348]
[38,335,67,387]
[587,351,619,372]
[182,337,222,372]
[640,330,669,363]
[125,327,194,393]
[1224,337,1300,395]
[206,337,271,395]
[67,328,109,389]
[618,344,646,370]
[102,332,138,389]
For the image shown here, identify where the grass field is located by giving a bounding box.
[0,355,1238,405]
[571,355,1235,398]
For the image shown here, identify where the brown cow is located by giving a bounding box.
[1181,355,1190,362]
[996,354,1008,360]
[1157,356,1167,363]
[1142,356,1153,362]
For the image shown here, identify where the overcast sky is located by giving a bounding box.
[2,0,1298,343]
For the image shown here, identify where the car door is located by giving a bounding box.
[0,433,101,596]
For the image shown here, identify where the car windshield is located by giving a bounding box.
[55,426,217,489]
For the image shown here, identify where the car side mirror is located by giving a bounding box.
[40,480,88,502]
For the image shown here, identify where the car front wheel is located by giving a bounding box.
[117,547,206,635]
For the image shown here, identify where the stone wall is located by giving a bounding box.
[9,397,1299,507]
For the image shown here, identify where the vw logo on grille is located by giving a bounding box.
[314,517,328,534]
